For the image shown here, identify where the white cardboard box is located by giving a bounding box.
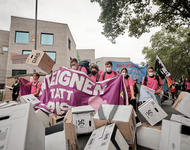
[93,104,136,144]
[35,109,50,128]
[137,123,161,150]
[20,94,40,106]
[84,123,129,150]
[159,120,190,150]
[138,99,168,126]
[45,131,65,150]
[72,105,95,134]
[26,50,55,73]
[173,92,190,118]
[170,114,190,127]
[0,103,45,150]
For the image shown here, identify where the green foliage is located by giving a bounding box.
[142,27,190,80]
[91,0,190,43]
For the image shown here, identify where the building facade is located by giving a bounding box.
[6,16,77,77]
[77,49,95,63]
[0,30,9,88]
[95,57,130,71]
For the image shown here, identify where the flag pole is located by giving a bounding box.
[34,0,38,50]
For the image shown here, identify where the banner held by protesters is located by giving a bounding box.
[34,67,128,115]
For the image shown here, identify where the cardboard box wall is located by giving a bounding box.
[0,103,45,150]
[159,120,190,150]
[93,104,136,144]
[72,105,95,134]
[35,109,50,128]
[173,92,190,118]
[137,123,161,150]
[20,94,40,106]
[26,50,55,74]
[11,54,29,64]
[64,110,78,150]
[84,123,129,150]
[138,99,168,126]
[170,114,190,127]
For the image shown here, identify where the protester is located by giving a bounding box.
[20,72,41,97]
[11,77,20,101]
[170,83,177,99]
[89,63,101,82]
[181,78,186,91]
[99,61,119,81]
[185,78,190,93]
[142,66,163,105]
[120,68,137,110]
[70,58,87,74]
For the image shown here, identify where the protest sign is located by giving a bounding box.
[112,61,148,82]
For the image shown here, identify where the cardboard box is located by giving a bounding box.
[173,92,190,118]
[84,123,129,150]
[159,120,190,150]
[0,103,45,150]
[11,54,29,64]
[138,99,168,126]
[93,104,136,144]
[170,114,190,127]
[49,114,64,126]
[0,101,18,109]
[35,109,50,128]
[64,110,78,150]
[26,50,55,73]
[72,105,95,134]
[20,94,40,106]
[137,123,161,150]
[45,131,65,150]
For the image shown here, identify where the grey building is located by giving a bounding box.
[0,30,9,88]
[95,57,130,71]
[6,16,77,77]
[77,49,95,63]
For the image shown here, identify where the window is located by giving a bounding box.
[12,70,27,76]
[41,33,54,45]
[22,50,32,55]
[2,47,8,52]
[45,51,56,62]
[68,38,71,50]
[15,31,29,43]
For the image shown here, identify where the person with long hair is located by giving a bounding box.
[120,68,136,110]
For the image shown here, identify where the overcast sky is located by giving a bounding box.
[0,0,160,64]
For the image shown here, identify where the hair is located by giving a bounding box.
[120,67,128,73]
[70,58,78,64]
[90,63,99,71]
[105,61,112,66]
[33,72,40,79]
[147,66,154,70]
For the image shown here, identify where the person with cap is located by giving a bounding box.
[89,63,101,82]
[99,61,119,81]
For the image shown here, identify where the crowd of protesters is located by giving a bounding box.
[11,57,190,111]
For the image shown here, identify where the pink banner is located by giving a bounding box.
[35,67,128,115]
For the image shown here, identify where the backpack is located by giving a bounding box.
[103,71,117,80]
[79,60,91,74]
[89,73,100,82]
[144,75,161,86]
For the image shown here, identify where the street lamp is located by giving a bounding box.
[34,0,38,50]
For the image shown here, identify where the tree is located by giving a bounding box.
[142,27,190,80]
[91,0,190,43]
